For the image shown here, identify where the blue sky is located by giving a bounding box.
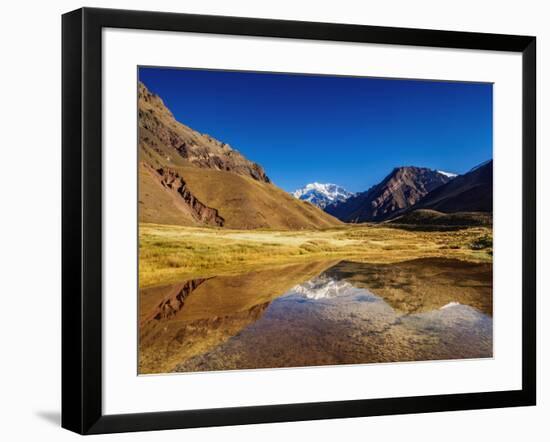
[139,67,492,193]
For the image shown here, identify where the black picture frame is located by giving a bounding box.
[62,7,536,435]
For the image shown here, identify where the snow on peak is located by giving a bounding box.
[292,183,354,208]
[437,170,458,179]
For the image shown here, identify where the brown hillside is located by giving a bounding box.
[139,82,270,182]
[138,82,342,229]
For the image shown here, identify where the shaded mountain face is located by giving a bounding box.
[408,160,493,213]
[292,183,354,208]
[138,82,342,229]
[325,167,452,222]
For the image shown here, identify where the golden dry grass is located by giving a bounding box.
[139,222,493,287]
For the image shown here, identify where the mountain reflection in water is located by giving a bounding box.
[139,258,492,374]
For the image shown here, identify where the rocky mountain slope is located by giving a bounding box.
[407,160,493,214]
[138,82,342,229]
[325,167,452,222]
[139,82,270,182]
[292,183,354,208]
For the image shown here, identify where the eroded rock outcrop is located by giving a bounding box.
[139,82,270,183]
[151,165,224,227]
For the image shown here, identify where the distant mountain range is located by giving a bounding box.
[139,81,490,229]
[325,167,455,222]
[292,183,354,208]
[324,163,491,223]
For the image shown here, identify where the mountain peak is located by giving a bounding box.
[412,159,493,213]
[437,170,458,178]
[139,81,270,183]
[138,82,342,230]
[469,159,492,172]
[292,183,354,209]
[325,166,452,222]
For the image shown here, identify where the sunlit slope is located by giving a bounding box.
[139,163,198,227]
[171,165,341,229]
[139,161,342,229]
[138,81,342,230]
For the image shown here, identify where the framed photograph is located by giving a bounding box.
[62,7,536,434]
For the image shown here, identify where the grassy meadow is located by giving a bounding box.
[139,222,493,287]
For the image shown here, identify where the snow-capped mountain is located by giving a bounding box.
[437,170,458,179]
[292,183,354,209]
